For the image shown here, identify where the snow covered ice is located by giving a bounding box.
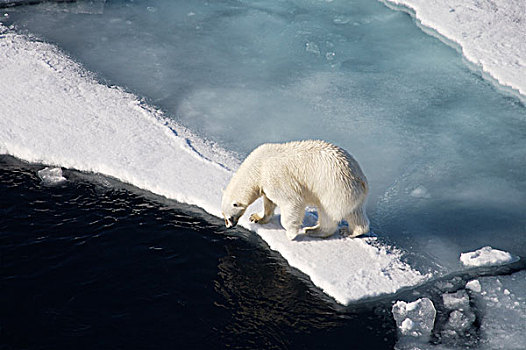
[1,0,525,334]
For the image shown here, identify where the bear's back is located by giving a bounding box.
[256,140,367,194]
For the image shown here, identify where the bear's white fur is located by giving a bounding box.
[221,140,369,240]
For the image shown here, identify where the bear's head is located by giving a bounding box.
[221,196,246,228]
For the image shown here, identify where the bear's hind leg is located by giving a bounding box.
[249,195,276,225]
[304,208,339,238]
[345,206,369,238]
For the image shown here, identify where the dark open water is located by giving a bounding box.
[0,155,396,349]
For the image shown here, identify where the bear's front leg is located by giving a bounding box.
[249,195,276,225]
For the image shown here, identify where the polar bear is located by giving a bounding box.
[221,140,369,240]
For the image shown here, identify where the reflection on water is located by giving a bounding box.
[0,155,396,349]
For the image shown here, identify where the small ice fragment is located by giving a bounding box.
[392,298,436,338]
[37,167,66,185]
[442,290,470,310]
[465,279,482,293]
[460,246,514,267]
[410,185,431,198]
[305,42,320,55]
[187,12,196,16]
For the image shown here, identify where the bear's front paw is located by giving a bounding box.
[249,213,263,223]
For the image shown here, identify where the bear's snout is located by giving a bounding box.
[224,216,238,228]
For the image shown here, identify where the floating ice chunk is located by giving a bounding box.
[460,246,515,267]
[410,185,430,198]
[392,298,436,338]
[442,290,469,310]
[37,167,66,185]
[443,309,476,334]
[465,279,481,293]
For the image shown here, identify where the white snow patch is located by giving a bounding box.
[460,246,515,267]
[383,0,526,97]
[37,167,66,185]
[0,24,429,305]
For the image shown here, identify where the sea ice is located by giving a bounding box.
[460,246,515,267]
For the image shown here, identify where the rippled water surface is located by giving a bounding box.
[1,156,397,349]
